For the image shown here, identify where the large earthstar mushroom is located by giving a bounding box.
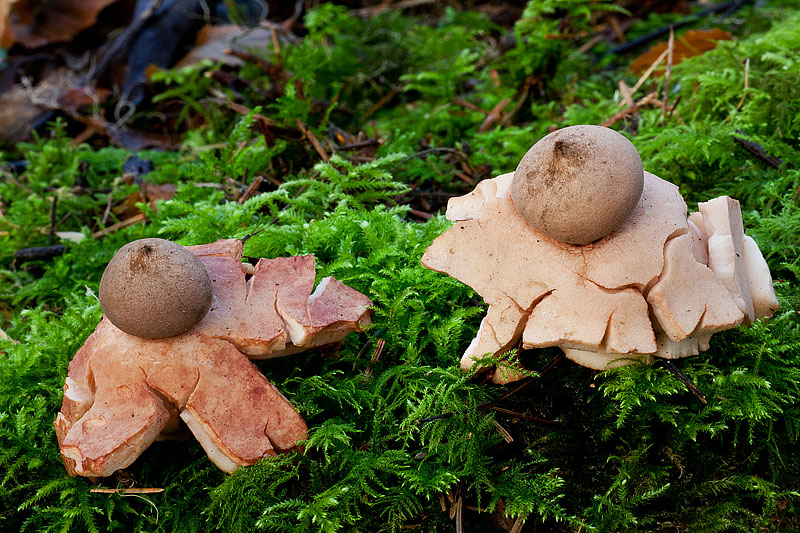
[55,238,373,477]
[422,125,779,383]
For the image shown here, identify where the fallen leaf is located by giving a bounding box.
[630,28,732,74]
[114,182,178,219]
[0,0,18,48]
[176,24,274,68]
[0,84,48,145]
[10,0,119,48]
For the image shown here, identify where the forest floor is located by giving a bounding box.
[2,1,800,531]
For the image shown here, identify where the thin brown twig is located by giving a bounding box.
[609,16,627,43]
[451,97,486,114]
[625,48,669,104]
[93,213,145,239]
[295,119,329,162]
[575,33,605,55]
[489,406,558,424]
[736,57,750,111]
[478,97,510,132]
[491,419,514,443]
[661,26,675,124]
[500,80,532,127]
[663,360,707,404]
[270,27,282,66]
[600,91,659,127]
[363,90,397,120]
[48,195,58,243]
[90,488,164,494]
[336,139,381,151]
[238,175,264,204]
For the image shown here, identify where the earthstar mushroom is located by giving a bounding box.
[422,125,779,382]
[55,238,373,477]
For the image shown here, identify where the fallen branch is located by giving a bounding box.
[14,245,66,263]
[734,133,783,169]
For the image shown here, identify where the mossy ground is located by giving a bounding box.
[2,2,800,531]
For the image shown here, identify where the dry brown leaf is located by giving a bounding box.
[630,29,732,75]
[0,84,48,144]
[113,182,178,219]
[175,24,274,68]
[0,0,18,48]
[10,0,118,48]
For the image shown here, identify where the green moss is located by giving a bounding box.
[2,2,800,531]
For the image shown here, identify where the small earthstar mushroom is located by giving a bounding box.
[56,238,373,477]
[99,238,213,339]
[510,125,644,245]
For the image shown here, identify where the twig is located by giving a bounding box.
[417,352,565,424]
[575,33,605,55]
[618,80,634,108]
[101,190,115,226]
[489,406,557,424]
[478,98,510,132]
[90,488,164,494]
[734,134,783,169]
[661,26,675,124]
[270,26,282,66]
[600,91,659,127]
[409,209,432,220]
[240,228,266,245]
[628,48,669,99]
[49,195,58,243]
[363,90,397,120]
[609,16,627,43]
[336,139,381,151]
[93,213,145,239]
[451,97,486,114]
[735,57,750,111]
[364,339,386,376]
[500,80,533,126]
[224,48,289,82]
[491,419,514,443]
[662,360,707,404]
[295,119,329,162]
[238,175,264,204]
